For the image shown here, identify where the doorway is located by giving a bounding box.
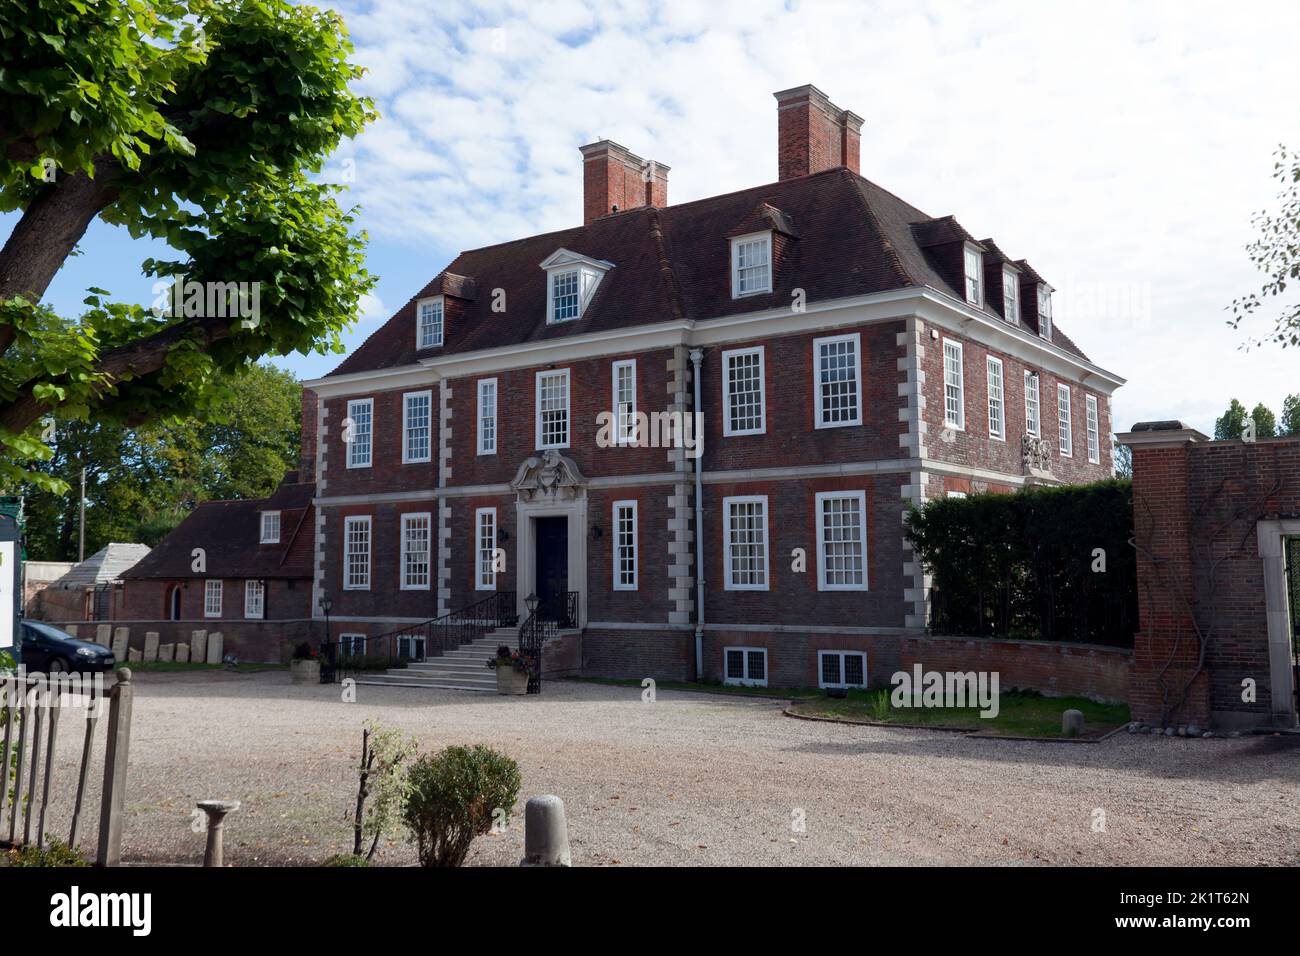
[533,516,570,625]
[167,584,182,621]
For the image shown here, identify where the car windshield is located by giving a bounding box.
[23,620,75,643]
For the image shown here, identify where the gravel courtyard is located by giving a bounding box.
[52,670,1300,866]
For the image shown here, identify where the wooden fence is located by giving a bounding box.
[0,666,134,865]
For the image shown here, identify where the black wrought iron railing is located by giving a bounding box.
[320,591,517,683]
[538,590,579,629]
[518,608,558,695]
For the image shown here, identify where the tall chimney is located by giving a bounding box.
[774,84,863,181]
[580,140,670,224]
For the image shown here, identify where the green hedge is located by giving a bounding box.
[904,479,1136,646]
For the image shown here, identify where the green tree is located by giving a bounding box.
[0,0,375,492]
[1281,394,1300,437]
[1251,402,1278,438]
[1214,399,1250,440]
[1113,442,1132,478]
[1230,145,1300,347]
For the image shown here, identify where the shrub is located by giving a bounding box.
[291,642,317,661]
[322,853,370,867]
[350,722,416,862]
[402,745,521,867]
[5,838,89,867]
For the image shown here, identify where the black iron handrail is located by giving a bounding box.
[518,607,558,694]
[538,590,579,629]
[320,591,517,682]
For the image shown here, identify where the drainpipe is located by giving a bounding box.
[689,348,705,681]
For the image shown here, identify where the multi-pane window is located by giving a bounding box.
[260,511,280,544]
[1038,285,1053,340]
[346,398,372,468]
[403,391,432,464]
[535,370,570,449]
[339,633,367,656]
[819,650,867,689]
[550,269,580,322]
[724,496,769,590]
[814,333,862,428]
[612,360,637,445]
[204,580,222,618]
[613,500,637,590]
[724,647,767,687]
[1024,371,1041,437]
[400,513,431,590]
[964,246,983,305]
[731,233,772,297]
[477,378,497,456]
[986,356,1005,440]
[417,297,444,348]
[943,339,965,429]
[1086,394,1101,464]
[816,492,868,590]
[723,347,765,436]
[1003,268,1020,323]
[475,508,496,590]
[344,515,371,590]
[1057,384,1073,457]
[244,579,264,620]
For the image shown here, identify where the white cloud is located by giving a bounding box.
[325,0,1300,434]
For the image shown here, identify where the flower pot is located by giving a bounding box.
[291,659,320,685]
[496,666,529,695]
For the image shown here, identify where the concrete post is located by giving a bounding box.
[1062,709,1085,736]
[197,800,240,867]
[96,668,133,866]
[519,794,571,867]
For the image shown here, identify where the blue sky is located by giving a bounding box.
[8,0,1300,434]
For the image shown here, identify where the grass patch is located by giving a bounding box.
[570,676,823,700]
[790,687,1130,738]
[128,661,287,673]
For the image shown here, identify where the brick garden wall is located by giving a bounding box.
[902,635,1131,703]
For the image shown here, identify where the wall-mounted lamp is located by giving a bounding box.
[499,528,510,542]
[590,525,603,539]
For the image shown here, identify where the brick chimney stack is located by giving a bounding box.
[774,84,863,181]
[580,140,670,224]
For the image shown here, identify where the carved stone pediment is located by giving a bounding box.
[1021,434,1057,483]
[511,450,586,501]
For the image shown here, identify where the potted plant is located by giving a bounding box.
[290,641,320,684]
[486,645,529,695]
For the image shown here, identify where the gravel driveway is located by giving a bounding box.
[39,670,1300,866]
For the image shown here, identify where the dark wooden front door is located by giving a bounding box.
[533,517,568,623]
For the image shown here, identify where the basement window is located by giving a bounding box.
[819,650,867,689]
[723,646,768,687]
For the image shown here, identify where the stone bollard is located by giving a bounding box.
[519,794,571,867]
[1062,709,1085,737]
[197,800,240,867]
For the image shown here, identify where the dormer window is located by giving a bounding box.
[1037,284,1053,340]
[417,296,444,349]
[540,249,612,324]
[260,511,280,544]
[1002,268,1020,323]
[963,244,983,306]
[731,232,772,297]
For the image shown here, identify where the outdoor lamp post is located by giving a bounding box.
[319,595,332,647]
[525,592,539,616]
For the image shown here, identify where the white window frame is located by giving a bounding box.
[1057,383,1073,457]
[548,268,582,323]
[400,512,431,591]
[477,378,497,456]
[986,356,1005,441]
[345,397,373,469]
[815,491,869,592]
[260,510,280,544]
[1024,371,1041,438]
[1002,268,1020,323]
[343,515,371,591]
[964,244,983,306]
[1038,284,1053,341]
[818,650,868,690]
[723,646,768,688]
[1086,394,1101,464]
[813,332,863,429]
[611,359,638,446]
[540,250,611,324]
[244,579,264,620]
[730,231,773,298]
[338,633,367,656]
[402,390,433,464]
[723,495,770,591]
[612,499,638,591]
[722,345,766,437]
[535,369,570,450]
[204,580,222,618]
[475,508,497,591]
[416,295,444,349]
[942,338,965,430]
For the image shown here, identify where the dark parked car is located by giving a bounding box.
[19,619,116,674]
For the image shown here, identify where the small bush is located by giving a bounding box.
[292,642,317,661]
[402,745,521,867]
[322,853,370,867]
[5,838,89,867]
